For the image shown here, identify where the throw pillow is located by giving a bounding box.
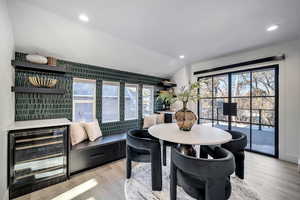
[143,114,157,128]
[70,122,88,145]
[156,113,165,124]
[83,120,103,141]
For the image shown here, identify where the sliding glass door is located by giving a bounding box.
[198,74,229,128]
[231,71,251,149]
[198,65,278,157]
[251,69,277,155]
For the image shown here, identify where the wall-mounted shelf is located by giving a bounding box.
[12,60,66,74]
[12,87,65,94]
[158,80,177,88]
[161,83,177,88]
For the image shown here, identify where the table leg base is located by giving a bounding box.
[178,144,197,157]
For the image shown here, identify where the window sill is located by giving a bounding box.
[102,120,120,124]
[125,118,138,121]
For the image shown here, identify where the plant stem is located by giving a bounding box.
[183,101,188,110]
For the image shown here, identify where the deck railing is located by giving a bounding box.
[216,108,274,130]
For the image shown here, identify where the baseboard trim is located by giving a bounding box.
[279,154,298,164]
[2,188,8,200]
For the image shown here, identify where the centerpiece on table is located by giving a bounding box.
[158,82,201,131]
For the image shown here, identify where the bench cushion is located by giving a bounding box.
[71,133,126,151]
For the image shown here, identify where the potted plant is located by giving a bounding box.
[157,82,201,131]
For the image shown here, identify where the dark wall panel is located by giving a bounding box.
[15,52,164,135]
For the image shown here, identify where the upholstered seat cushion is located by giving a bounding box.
[128,149,151,162]
[177,169,231,200]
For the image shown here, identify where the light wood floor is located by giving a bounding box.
[16,152,300,200]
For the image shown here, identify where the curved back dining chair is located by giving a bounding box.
[170,146,235,200]
[126,129,162,191]
[221,130,247,179]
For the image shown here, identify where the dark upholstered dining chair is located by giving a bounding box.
[126,129,162,191]
[170,146,235,200]
[221,130,247,179]
[162,113,175,166]
[142,113,176,166]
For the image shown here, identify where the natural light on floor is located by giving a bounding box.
[85,197,96,200]
[51,179,98,200]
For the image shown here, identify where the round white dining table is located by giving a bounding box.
[148,123,232,145]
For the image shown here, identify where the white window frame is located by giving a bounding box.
[72,78,96,122]
[142,85,154,117]
[102,81,120,123]
[125,83,139,120]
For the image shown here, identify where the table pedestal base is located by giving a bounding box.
[178,144,197,157]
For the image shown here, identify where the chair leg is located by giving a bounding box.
[235,151,245,179]
[126,145,132,179]
[151,147,162,191]
[170,156,177,200]
[163,143,167,166]
[200,145,209,158]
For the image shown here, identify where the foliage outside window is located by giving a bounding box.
[125,84,138,120]
[102,81,120,123]
[142,85,154,117]
[73,78,96,122]
[198,69,275,127]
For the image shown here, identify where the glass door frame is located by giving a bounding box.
[197,64,279,158]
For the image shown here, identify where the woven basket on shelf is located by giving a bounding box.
[28,76,58,88]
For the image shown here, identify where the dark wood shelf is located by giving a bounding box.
[164,83,177,88]
[158,81,177,88]
[12,60,66,74]
[12,87,65,94]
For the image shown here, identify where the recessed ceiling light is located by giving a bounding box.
[179,55,185,59]
[79,14,89,22]
[267,24,278,32]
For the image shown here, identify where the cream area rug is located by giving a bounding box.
[125,156,260,200]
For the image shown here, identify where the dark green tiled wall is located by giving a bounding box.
[15,52,164,135]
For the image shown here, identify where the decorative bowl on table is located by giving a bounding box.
[28,76,58,88]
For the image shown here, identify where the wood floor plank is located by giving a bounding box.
[15,152,300,200]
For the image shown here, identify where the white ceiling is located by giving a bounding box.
[9,0,300,76]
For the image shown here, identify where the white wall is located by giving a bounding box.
[187,39,300,163]
[0,0,15,199]
[170,65,192,111]
[8,0,182,78]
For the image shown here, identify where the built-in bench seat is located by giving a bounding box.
[70,133,126,174]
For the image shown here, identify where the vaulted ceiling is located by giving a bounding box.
[8,0,300,77]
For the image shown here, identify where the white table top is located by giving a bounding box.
[148,123,232,145]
